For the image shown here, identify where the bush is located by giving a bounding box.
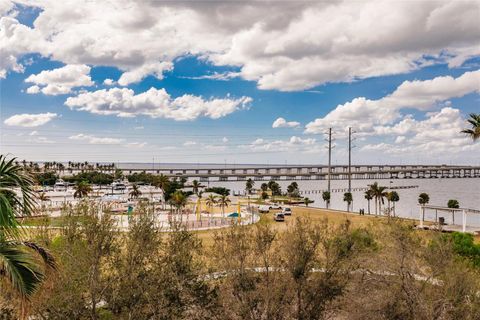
[205,187,230,196]
[63,171,114,185]
[450,232,480,267]
[126,172,156,184]
[34,171,58,186]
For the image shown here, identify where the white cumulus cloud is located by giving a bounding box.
[360,107,478,155]
[65,87,252,120]
[4,112,58,127]
[103,78,115,86]
[25,64,94,95]
[1,1,479,91]
[272,117,300,128]
[305,70,480,134]
[117,61,173,86]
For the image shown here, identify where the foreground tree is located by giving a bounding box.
[16,205,480,319]
[0,155,56,302]
[346,220,480,319]
[461,113,480,141]
[282,218,373,319]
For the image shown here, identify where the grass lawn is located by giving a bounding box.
[193,206,397,248]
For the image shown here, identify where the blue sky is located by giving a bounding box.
[1,1,479,164]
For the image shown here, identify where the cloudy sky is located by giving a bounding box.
[1,0,479,164]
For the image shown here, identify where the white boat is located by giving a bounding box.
[54,179,67,191]
[111,180,127,191]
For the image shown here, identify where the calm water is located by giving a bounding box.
[207,178,480,227]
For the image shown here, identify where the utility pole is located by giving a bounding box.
[348,127,352,193]
[327,128,332,194]
[348,127,356,193]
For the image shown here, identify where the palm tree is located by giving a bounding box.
[343,192,353,212]
[191,180,201,195]
[417,192,430,224]
[38,192,50,203]
[0,155,56,299]
[370,182,387,215]
[387,191,400,216]
[287,182,298,194]
[73,181,92,198]
[38,192,50,212]
[245,178,254,195]
[169,191,187,217]
[364,190,374,214]
[322,191,331,209]
[267,180,276,191]
[260,183,268,192]
[461,113,480,141]
[418,193,430,206]
[205,194,217,214]
[154,174,169,208]
[269,182,281,201]
[129,184,142,199]
[217,194,231,217]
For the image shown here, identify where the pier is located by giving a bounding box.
[417,205,480,235]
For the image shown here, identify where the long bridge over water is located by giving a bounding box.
[117,164,480,182]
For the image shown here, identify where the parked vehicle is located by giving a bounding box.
[282,207,292,216]
[258,205,270,213]
[54,179,67,191]
[274,213,285,222]
[111,179,127,191]
[268,203,282,210]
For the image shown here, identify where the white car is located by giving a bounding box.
[281,207,292,216]
[268,203,282,210]
[258,205,270,213]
